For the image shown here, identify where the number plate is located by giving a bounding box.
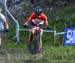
[34,26,40,30]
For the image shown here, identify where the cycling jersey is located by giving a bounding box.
[26,13,49,27]
[0,13,6,30]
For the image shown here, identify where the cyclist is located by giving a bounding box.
[0,8,9,49]
[24,6,51,54]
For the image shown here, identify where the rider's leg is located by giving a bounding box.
[28,28,35,50]
[0,32,1,49]
[39,29,43,52]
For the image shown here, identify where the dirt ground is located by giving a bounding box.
[0,49,43,63]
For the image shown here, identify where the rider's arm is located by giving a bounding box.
[3,20,9,30]
[42,14,49,27]
[0,13,9,30]
[25,13,35,25]
[42,13,51,29]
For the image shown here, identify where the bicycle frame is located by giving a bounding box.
[33,25,41,53]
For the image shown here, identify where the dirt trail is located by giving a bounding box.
[0,49,43,63]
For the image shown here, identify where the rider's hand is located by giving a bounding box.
[47,26,51,30]
[4,29,9,32]
[4,23,9,32]
[23,23,28,28]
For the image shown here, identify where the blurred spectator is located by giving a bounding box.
[30,0,34,4]
[6,0,12,8]
[25,0,35,5]
[15,0,21,4]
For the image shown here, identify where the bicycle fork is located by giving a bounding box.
[34,30,40,53]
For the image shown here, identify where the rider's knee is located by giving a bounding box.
[40,29,43,37]
[40,33,43,38]
[30,32,34,35]
[31,28,35,34]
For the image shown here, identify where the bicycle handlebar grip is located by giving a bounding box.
[23,24,27,27]
[4,29,9,32]
[47,26,51,30]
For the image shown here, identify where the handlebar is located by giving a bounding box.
[23,24,51,31]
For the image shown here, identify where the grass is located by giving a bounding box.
[1,46,75,63]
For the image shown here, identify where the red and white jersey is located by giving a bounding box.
[26,13,49,26]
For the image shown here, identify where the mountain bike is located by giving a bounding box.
[32,25,42,54]
[24,24,51,54]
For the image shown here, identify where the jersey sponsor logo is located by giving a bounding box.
[64,28,75,46]
[32,19,44,25]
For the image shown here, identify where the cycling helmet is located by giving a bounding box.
[34,6,42,15]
